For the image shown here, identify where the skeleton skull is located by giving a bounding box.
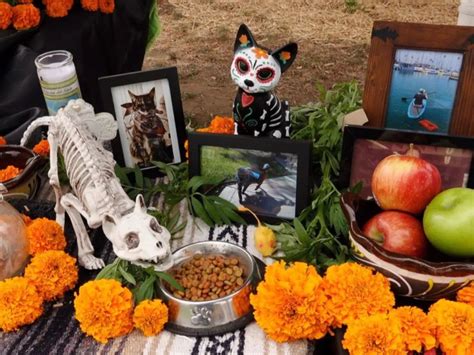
[103,195,173,271]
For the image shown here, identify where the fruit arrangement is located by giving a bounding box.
[363,147,474,260]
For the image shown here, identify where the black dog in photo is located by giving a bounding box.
[236,163,270,203]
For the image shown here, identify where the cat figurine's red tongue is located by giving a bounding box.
[241,92,254,107]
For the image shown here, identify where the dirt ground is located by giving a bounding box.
[143,0,459,126]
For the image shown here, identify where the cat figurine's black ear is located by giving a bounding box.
[272,43,298,73]
[148,87,155,97]
[234,24,257,52]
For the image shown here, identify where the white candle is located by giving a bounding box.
[35,50,82,115]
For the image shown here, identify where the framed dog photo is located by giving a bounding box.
[99,67,187,173]
[363,21,474,137]
[340,125,474,200]
[188,133,312,221]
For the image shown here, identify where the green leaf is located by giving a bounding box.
[134,275,156,303]
[350,181,363,194]
[294,218,311,245]
[155,272,184,291]
[118,265,137,285]
[191,196,213,226]
[134,167,144,188]
[188,176,207,194]
[202,197,223,225]
[223,207,247,225]
[114,165,132,186]
[96,258,121,280]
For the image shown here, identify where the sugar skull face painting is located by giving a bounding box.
[231,24,298,138]
[231,24,297,94]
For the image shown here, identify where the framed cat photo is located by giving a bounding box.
[99,67,187,174]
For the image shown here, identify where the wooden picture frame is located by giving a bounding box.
[188,132,312,222]
[99,67,187,176]
[340,125,474,200]
[363,21,474,137]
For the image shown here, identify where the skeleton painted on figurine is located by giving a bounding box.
[231,24,297,138]
[21,99,172,271]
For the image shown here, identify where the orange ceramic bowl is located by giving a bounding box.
[0,145,44,199]
[340,192,474,301]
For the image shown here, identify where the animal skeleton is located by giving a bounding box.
[21,99,172,270]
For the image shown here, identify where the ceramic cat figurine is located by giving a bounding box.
[231,24,297,138]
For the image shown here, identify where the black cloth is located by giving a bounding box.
[0,0,153,143]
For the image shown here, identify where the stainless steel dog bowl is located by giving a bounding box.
[157,241,265,336]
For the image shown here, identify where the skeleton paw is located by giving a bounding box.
[79,254,105,270]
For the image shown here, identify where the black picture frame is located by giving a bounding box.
[340,125,474,199]
[99,67,187,176]
[188,132,312,222]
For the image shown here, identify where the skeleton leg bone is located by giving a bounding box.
[61,193,105,270]
[47,130,65,227]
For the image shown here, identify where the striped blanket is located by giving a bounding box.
[1,199,312,355]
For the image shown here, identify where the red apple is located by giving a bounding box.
[362,211,428,258]
[372,155,441,214]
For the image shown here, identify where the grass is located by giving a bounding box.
[200,146,294,184]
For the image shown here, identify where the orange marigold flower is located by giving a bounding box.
[12,4,40,30]
[32,139,50,157]
[342,313,405,355]
[0,3,13,30]
[249,261,331,342]
[21,213,33,226]
[197,116,234,134]
[0,136,6,145]
[428,299,474,355]
[389,306,437,353]
[26,217,66,255]
[25,250,78,301]
[74,279,134,343]
[133,299,168,336]
[44,0,73,18]
[99,0,115,14]
[81,0,99,11]
[321,262,395,328]
[0,165,22,183]
[17,0,34,3]
[0,277,43,332]
[457,282,474,307]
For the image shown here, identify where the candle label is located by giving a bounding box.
[40,75,82,115]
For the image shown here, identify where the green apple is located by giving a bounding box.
[423,187,474,257]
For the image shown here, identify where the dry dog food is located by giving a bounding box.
[168,254,246,301]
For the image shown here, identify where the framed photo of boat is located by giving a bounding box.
[339,125,474,198]
[363,21,474,137]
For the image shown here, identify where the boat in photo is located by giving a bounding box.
[407,98,427,119]
[449,71,460,81]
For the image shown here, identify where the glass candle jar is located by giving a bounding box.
[35,50,82,116]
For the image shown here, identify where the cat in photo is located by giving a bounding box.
[122,88,172,166]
